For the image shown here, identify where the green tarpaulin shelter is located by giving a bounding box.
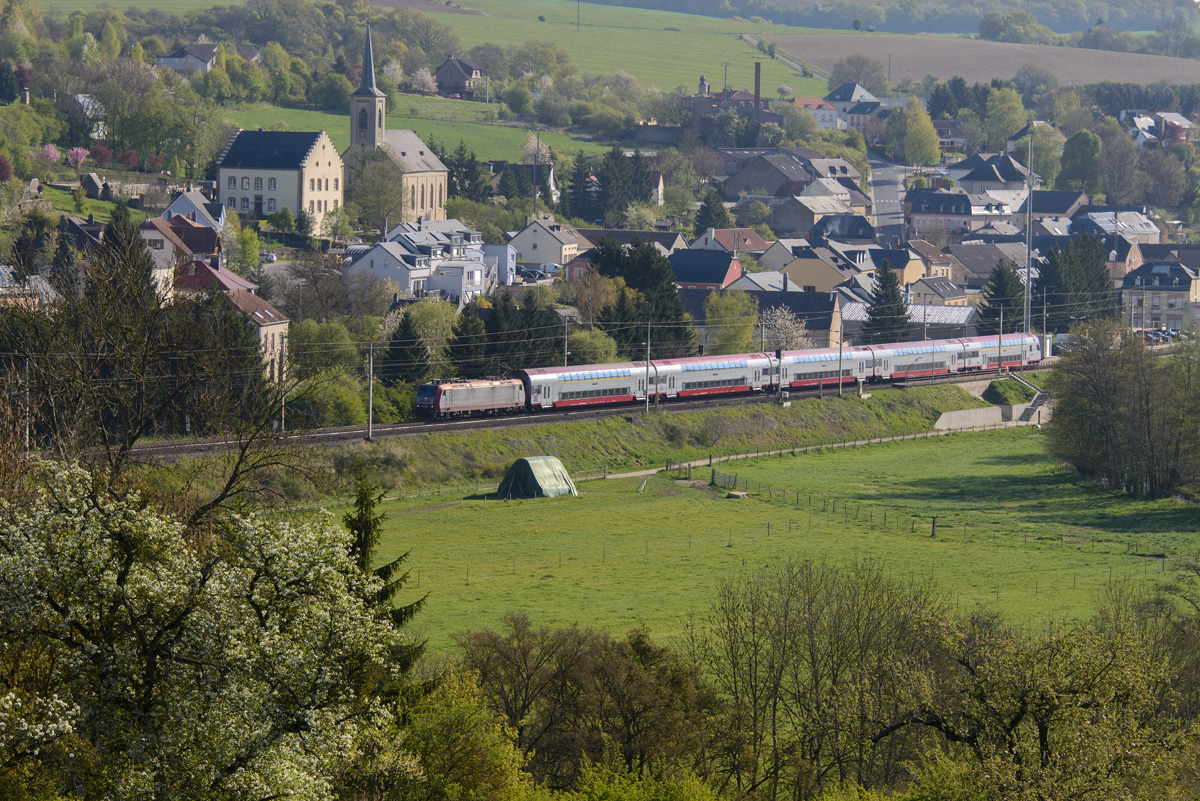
[497,456,579,499]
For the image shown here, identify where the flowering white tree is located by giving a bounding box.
[408,67,436,94]
[382,60,405,87]
[761,305,813,352]
[0,463,415,800]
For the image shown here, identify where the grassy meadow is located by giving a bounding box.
[371,428,1195,654]
[226,100,613,161]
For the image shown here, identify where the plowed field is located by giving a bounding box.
[766,33,1200,85]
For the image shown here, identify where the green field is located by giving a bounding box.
[428,0,828,97]
[226,99,613,161]
[375,428,1194,654]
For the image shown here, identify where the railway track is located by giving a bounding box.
[124,364,1054,462]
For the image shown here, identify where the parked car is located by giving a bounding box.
[259,251,277,263]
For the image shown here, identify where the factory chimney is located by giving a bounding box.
[754,61,761,119]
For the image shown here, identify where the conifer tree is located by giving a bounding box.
[693,188,734,235]
[0,60,18,104]
[382,311,430,385]
[981,260,1026,334]
[863,260,912,344]
[50,222,80,298]
[447,302,489,378]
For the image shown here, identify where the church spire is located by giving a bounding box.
[354,23,384,98]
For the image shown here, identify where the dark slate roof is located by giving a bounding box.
[749,154,812,181]
[678,288,836,331]
[576,228,686,251]
[667,250,737,284]
[910,190,975,215]
[439,55,481,80]
[1120,260,1197,289]
[353,23,385,98]
[846,101,884,116]
[216,130,323,170]
[949,242,1028,286]
[812,213,875,241]
[825,82,876,104]
[932,119,965,136]
[162,43,218,62]
[1016,190,1088,216]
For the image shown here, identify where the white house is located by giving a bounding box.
[163,190,226,230]
[215,129,343,229]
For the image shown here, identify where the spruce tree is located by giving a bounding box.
[50,224,80,298]
[1034,235,1114,332]
[447,302,489,378]
[0,60,17,105]
[497,168,520,201]
[862,260,912,344]
[693,188,734,235]
[382,311,430,385]
[981,260,1026,334]
[563,149,592,220]
[485,293,524,373]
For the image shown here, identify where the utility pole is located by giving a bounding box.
[563,315,569,366]
[485,53,490,104]
[998,306,1004,372]
[577,0,580,32]
[837,336,843,397]
[532,129,540,220]
[722,62,730,103]
[367,340,374,442]
[1024,134,1033,332]
[24,356,30,454]
[644,320,651,413]
[279,350,286,433]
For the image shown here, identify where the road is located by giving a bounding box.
[868,154,906,247]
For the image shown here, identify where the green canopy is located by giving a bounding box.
[496,456,579,499]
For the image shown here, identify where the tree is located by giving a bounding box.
[1010,123,1064,188]
[902,97,940,165]
[0,60,17,104]
[1097,124,1140,203]
[704,290,759,355]
[862,260,911,343]
[344,145,407,231]
[267,205,295,233]
[1136,148,1187,207]
[1057,129,1103,195]
[49,222,79,298]
[381,309,431,385]
[776,84,792,100]
[447,302,490,378]
[693,188,733,235]
[408,66,437,94]
[778,103,818,141]
[980,259,1025,334]
[320,204,353,242]
[761,305,813,351]
[927,82,959,120]
[567,329,619,365]
[296,208,315,236]
[983,87,1027,151]
[501,82,532,115]
[1012,62,1059,107]
[827,54,887,96]
[1034,235,1114,332]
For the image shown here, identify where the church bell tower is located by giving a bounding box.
[350,24,386,148]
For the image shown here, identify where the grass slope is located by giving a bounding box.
[226,99,612,161]
[428,0,828,97]
[378,428,1191,654]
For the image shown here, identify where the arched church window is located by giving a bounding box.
[358,108,368,130]
[378,110,383,128]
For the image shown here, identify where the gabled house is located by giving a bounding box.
[777,246,859,293]
[811,213,875,245]
[957,154,1036,193]
[759,238,811,273]
[933,120,967,153]
[156,43,218,75]
[720,154,813,200]
[1013,190,1088,225]
[507,217,591,265]
[909,276,969,306]
[166,215,221,256]
[667,250,743,289]
[225,290,288,381]
[689,227,772,256]
[732,196,819,238]
[174,255,258,296]
[344,241,433,296]
[436,55,482,96]
[843,101,889,142]
[1071,210,1160,245]
[946,242,1028,290]
[575,228,688,254]
[785,97,844,130]
[1121,260,1200,331]
[907,239,956,280]
[163,190,226,231]
[139,217,189,296]
[824,83,878,114]
[215,128,343,229]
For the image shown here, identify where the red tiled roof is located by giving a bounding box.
[174,258,258,294]
[226,289,288,326]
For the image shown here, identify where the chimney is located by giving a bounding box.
[754,61,761,118]
[19,86,29,105]
[782,273,789,291]
[211,254,221,270]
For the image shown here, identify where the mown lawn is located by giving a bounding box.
[225,101,613,161]
[370,428,1191,654]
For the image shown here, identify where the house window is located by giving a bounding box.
[268,177,276,190]
[334,178,339,191]
[267,198,276,211]
[377,110,382,128]
[241,198,249,210]
[309,201,315,212]
[532,242,538,250]
[228,197,236,208]
[438,185,443,207]
[324,178,329,191]
[310,179,315,191]
[420,185,425,210]
[241,177,250,190]
[227,176,236,189]
[411,186,416,209]
[254,177,263,190]
[333,199,338,209]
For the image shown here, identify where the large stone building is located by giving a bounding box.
[348,25,448,223]
[215,129,343,230]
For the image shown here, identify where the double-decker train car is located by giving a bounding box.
[416,333,1044,418]
[415,378,525,418]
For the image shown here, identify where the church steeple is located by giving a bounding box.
[350,23,386,147]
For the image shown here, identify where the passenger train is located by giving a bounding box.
[415,333,1042,417]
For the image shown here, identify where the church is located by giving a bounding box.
[349,25,449,223]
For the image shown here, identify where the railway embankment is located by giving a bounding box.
[145,384,992,505]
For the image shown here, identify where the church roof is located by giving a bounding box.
[381,130,447,173]
[353,23,385,98]
[217,130,325,170]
